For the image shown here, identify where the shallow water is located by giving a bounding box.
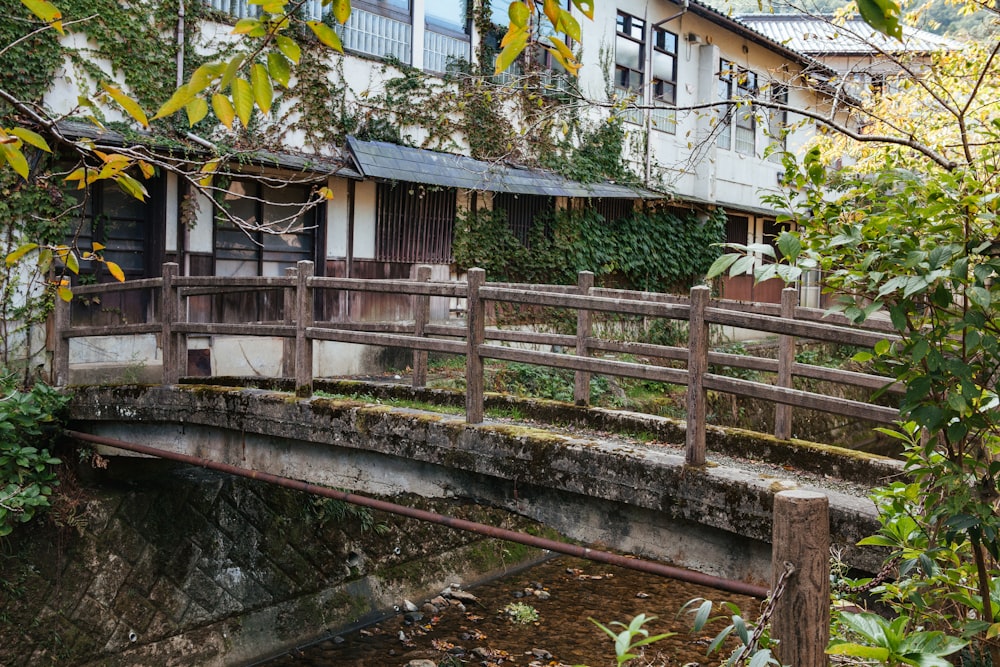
[257,555,760,666]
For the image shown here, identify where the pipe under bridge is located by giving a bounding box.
[64,381,898,587]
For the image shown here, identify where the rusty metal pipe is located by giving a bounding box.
[65,429,769,599]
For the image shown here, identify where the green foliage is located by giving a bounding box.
[714,42,1000,658]
[502,601,539,625]
[455,205,725,291]
[586,614,674,666]
[0,0,63,105]
[0,374,65,536]
[828,611,966,666]
[311,496,388,534]
[681,598,779,667]
[488,361,609,404]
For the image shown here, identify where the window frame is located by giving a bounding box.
[651,27,678,105]
[352,0,411,23]
[214,178,322,278]
[615,11,646,95]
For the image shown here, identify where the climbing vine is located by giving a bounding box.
[454,205,725,291]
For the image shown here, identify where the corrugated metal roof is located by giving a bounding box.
[737,14,963,55]
[345,136,662,199]
[55,119,362,178]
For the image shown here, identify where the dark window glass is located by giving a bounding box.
[216,180,317,278]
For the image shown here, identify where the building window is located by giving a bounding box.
[426,0,467,34]
[354,0,409,19]
[651,28,677,104]
[493,192,554,247]
[66,177,163,281]
[215,180,318,277]
[718,59,758,155]
[615,11,645,94]
[376,183,455,262]
[768,83,788,160]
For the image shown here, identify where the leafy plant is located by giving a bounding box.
[502,601,539,625]
[681,598,780,667]
[828,611,966,666]
[586,614,674,667]
[0,374,65,536]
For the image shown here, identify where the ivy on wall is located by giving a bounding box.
[453,205,726,291]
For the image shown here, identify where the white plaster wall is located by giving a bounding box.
[353,180,377,259]
[187,191,215,255]
[327,177,351,258]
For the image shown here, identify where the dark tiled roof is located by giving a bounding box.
[345,136,661,199]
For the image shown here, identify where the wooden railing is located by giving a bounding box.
[54,261,902,461]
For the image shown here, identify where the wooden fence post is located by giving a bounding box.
[466,268,486,424]
[282,265,298,378]
[772,490,830,667]
[412,265,431,388]
[775,287,797,440]
[161,262,180,384]
[52,288,70,386]
[685,285,710,466]
[574,271,594,406]
[295,260,314,398]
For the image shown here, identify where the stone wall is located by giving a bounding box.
[0,459,546,666]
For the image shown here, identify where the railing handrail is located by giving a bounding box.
[53,261,902,456]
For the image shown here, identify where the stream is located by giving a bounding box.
[256,555,760,666]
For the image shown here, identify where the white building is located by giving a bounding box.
[14,0,852,378]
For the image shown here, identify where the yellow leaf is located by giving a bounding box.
[65,167,88,187]
[571,0,594,19]
[330,0,350,24]
[92,241,105,251]
[251,62,273,115]
[267,52,291,88]
[199,159,220,186]
[10,127,51,152]
[5,242,38,266]
[232,77,254,127]
[138,160,155,179]
[543,0,560,26]
[557,9,581,43]
[316,186,334,200]
[152,84,195,120]
[307,20,344,52]
[496,30,528,75]
[101,83,149,127]
[186,96,209,126]
[189,62,224,94]
[275,35,301,64]
[508,1,529,28]
[65,250,79,274]
[220,54,245,91]
[1,144,29,179]
[232,18,263,35]
[20,0,63,33]
[546,46,581,77]
[58,285,73,302]
[106,260,126,282]
[212,94,236,129]
[115,173,149,201]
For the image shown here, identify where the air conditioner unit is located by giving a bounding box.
[686,32,702,43]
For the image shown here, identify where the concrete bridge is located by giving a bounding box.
[65,379,899,586]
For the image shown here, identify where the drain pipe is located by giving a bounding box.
[65,429,768,599]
